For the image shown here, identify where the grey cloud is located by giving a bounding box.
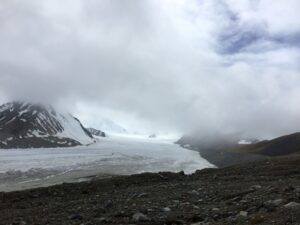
[0,0,300,138]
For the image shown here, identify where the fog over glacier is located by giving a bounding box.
[0,135,214,191]
[0,0,300,138]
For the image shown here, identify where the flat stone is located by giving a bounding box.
[132,212,150,222]
[250,185,262,190]
[162,207,171,212]
[212,208,220,212]
[284,202,300,209]
[265,199,283,207]
[239,211,248,217]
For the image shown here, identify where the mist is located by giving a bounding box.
[0,0,300,138]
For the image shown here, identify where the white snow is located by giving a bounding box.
[238,140,252,145]
[56,113,93,145]
[95,118,127,134]
[0,135,214,191]
[0,102,93,145]
[4,116,16,125]
[20,102,30,109]
[18,109,29,116]
[31,130,43,137]
[0,103,13,113]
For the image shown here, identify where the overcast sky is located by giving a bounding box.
[0,0,300,138]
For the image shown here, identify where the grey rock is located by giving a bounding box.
[250,185,262,190]
[162,207,171,212]
[239,211,248,217]
[190,190,200,195]
[69,213,83,220]
[284,202,300,209]
[190,223,210,225]
[137,193,148,198]
[132,212,150,222]
[212,208,220,212]
[181,202,190,206]
[265,199,283,207]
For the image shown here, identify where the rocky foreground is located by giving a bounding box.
[1,157,300,225]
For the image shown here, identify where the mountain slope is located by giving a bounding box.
[95,118,127,134]
[87,128,106,137]
[177,134,267,167]
[177,132,300,167]
[0,102,94,148]
[235,132,300,156]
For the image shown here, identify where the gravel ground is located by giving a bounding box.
[0,156,300,225]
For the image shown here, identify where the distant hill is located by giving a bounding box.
[176,134,267,167]
[177,132,300,167]
[0,102,94,148]
[235,132,300,156]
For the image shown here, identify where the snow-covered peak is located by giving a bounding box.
[0,101,94,148]
[95,118,127,134]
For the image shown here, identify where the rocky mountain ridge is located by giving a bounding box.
[0,102,94,148]
[87,128,106,137]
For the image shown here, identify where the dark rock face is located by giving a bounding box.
[0,136,81,149]
[0,102,93,148]
[87,128,106,137]
[0,102,63,136]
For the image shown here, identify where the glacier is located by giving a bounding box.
[0,134,215,191]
